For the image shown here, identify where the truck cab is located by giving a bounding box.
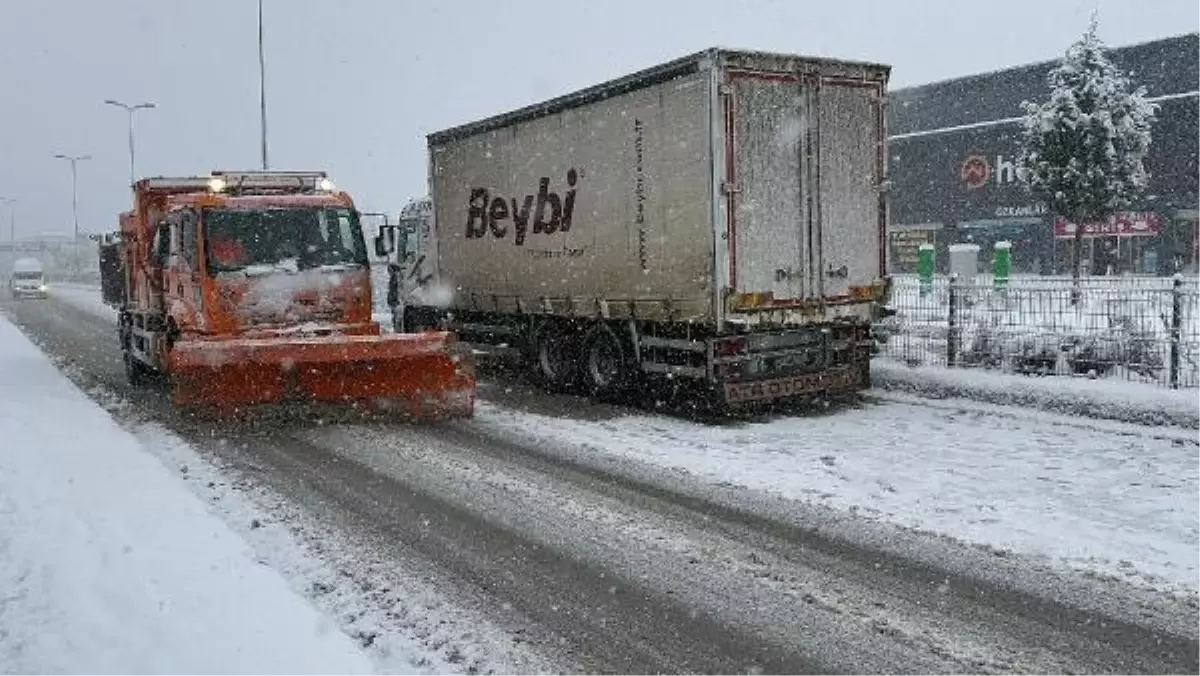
[374,198,433,333]
[109,172,378,379]
[9,257,47,299]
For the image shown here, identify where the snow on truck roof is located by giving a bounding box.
[13,258,43,272]
[427,47,892,146]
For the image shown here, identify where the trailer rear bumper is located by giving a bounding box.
[722,364,864,406]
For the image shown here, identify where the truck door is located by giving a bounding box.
[816,82,885,299]
[728,72,815,302]
[178,209,205,329]
[162,211,202,330]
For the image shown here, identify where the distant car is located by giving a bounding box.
[9,258,47,299]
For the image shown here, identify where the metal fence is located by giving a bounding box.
[876,275,1200,389]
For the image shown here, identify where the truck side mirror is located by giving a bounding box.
[375,225,397,257]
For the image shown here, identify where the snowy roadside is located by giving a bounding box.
[0,316,374,674]
[8,294,556,674]
[873,357,1199,429]
[471,398,1199,598]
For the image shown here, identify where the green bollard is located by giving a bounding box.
[994,240,1012,294]
[917,243,934,297]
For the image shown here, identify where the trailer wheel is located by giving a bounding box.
[533,324,580,392]
[581,324,632,397]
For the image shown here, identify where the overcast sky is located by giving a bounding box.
[0,0,1195,239]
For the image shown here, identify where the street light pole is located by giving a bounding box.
[53,153,91,278]
[258,0,269,170]
[104,99,156,188]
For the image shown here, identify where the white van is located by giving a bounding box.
[9,257,47,299]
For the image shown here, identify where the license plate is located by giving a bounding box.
[724,366,860,405]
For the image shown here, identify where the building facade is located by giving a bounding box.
[887,33,1199,276]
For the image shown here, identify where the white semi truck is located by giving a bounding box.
[378,47,894,408]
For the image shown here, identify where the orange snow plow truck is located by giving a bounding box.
[97,170,475,419]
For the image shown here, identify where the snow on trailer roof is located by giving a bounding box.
[427,47,892,146]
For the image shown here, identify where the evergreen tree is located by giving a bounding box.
[1018,17,1157,298]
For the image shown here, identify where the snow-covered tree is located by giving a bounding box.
[1018,18,1157,298]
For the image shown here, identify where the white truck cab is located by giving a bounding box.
[9,257,47,299]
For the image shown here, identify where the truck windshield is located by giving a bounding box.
[12,271,43,280]
[204,208,368,274]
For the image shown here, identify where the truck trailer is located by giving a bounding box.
[381,48,893,408]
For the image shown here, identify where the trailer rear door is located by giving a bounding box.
[816,82,885,299]
[725,72,884,303]
[728,73,814,301]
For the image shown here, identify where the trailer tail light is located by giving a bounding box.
[728,291,775,311]
[714,337,748,358]
[850,280,889,301]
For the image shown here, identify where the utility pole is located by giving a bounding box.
[53,153,91,278]
[258,0,269,170]
[104,99,156,188]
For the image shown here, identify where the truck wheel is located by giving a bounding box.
[533,324,580,392]
[124,349,150,387]
[581,324,632,397]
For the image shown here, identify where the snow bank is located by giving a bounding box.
[873,357,1199,429]
[0,316,375,674]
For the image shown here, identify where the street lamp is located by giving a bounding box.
[258,0,269,170]
[104,99,156,187]
[53,153,91,278]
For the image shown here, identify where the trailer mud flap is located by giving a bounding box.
[723,365,861,405]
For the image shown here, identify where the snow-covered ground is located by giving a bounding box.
[0,315,375,674]
[473,396,1199,596]
[43,283,1200,595]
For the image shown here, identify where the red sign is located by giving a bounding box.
[959,154,990,190]
[1053,212,1164,239]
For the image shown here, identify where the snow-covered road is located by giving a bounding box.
[44,283,1197,594]
[4,284,1196,673]
[0,315,374,674]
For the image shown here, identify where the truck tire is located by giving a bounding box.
[124,349,150,387]
[533,323,580,392]
[581,323,632,397]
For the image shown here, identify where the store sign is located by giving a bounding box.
[995,204,1047,219]
[959,153,1024,190]
[1053,212,1164,239]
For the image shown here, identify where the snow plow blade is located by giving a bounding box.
[166,331,475,420]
